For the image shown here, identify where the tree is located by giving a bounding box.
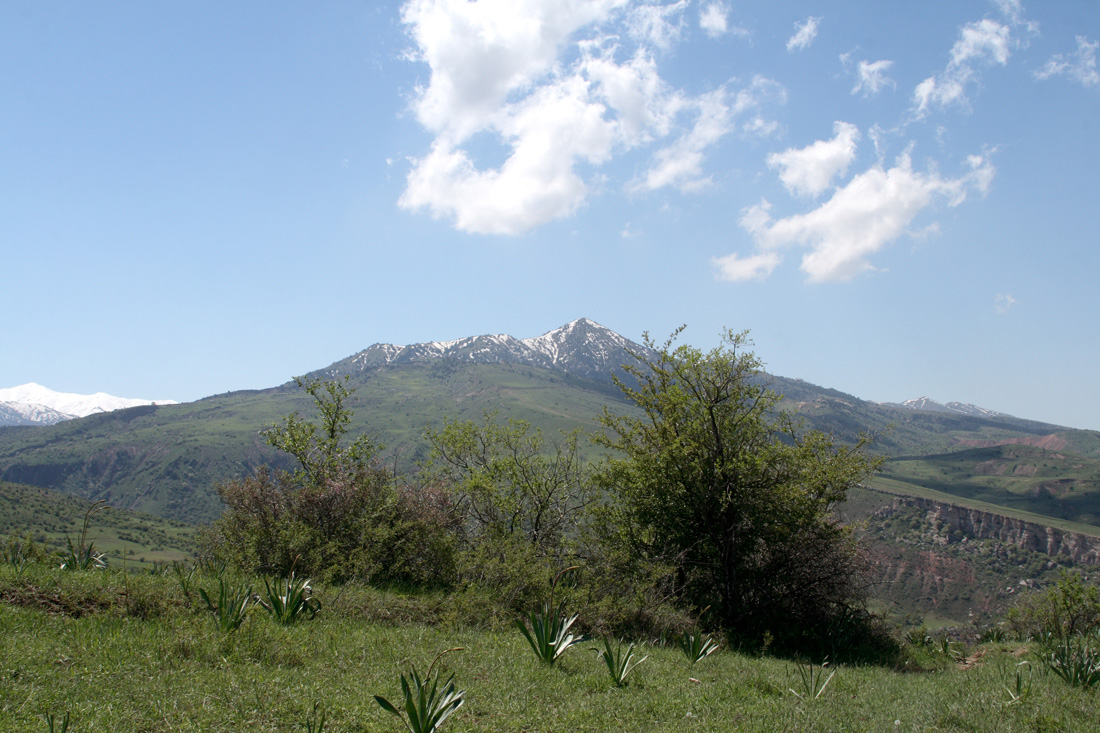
[595,327,881,649]
[423,413,593,607]
[208,376,456,584]
[263,376,377,487]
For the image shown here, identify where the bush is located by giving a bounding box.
[1006,571,1100,640]
[205,377,458,586]
[593,327,884,655]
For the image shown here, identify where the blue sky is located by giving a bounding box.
[2,0,1098,430]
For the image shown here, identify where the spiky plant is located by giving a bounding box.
[59,500,108,571]
[260,570,321,624]
[374,649,466,733]
[516,566,584,665]
[788,657,835,702]
[679,630,720,666]
[592,637,648,687]
[198,578,254,632]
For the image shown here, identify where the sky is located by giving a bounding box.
[2,0,1099,430]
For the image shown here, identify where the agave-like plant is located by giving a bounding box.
[788,657,835,702]
[59,501,108,571]
[1038,633,1100,689]
[679,630,720,666]
[260,570,321,624]
[198,578,255,632]
[592,637,648,687]
[1002,661,1033,706]
[172,561,198,606]
[516,566,584,665]
[517,599,583,665]
[374,649,466,733]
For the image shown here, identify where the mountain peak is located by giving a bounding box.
[320,319,645,384]
[0,383,177,426]
[877,396,1008,419]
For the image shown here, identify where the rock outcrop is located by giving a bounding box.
[876,493,1100,566]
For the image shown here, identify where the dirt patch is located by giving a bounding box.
[954,434,1068,451]
[0,583,112,618]
[957,648,986,671]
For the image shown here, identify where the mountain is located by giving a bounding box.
[1,319,1098,530]
[315,317,647,386]
[0,400,75,426]
[877,396,1010,420]
[0,383,178,426]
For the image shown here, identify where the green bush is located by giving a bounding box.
[1006,571,1100,640]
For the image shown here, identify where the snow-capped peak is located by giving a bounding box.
[877,396,1007,419]
[0,382,177,423]
[319,318,645,385]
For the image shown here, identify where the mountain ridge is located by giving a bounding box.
[0,383,178,427]
[312,317,649,386]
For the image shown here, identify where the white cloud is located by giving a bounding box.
[1035,36,1100,87]
[726,150,996,283]
[994,293,1018,314]
[632,75,785,193]
[630,89,732,193]
[625,0,687,50]
[712,251,782,282]
[911,6,1037,116]
[699,3,741,39]
[400,75,616,235]
[766,121,860,198]
[786,16,820,52]
[851,59,896,96]
[399,0,753,235]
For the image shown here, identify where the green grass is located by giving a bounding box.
[2,564,1099,732]
[0,481,198,568]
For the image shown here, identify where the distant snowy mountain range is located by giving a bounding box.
[1,321,1010,429]
[315,317,647,385]
[0,383,177,426]
[876,396,1009,419]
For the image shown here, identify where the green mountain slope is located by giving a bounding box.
[1,332,1097,532]
[0,362,632,523]
[0,480,197,566]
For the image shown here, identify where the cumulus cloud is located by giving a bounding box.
[912,5,1037,116]
[851,59,896,96]
[994,293,1018,314]
[721,149,996,283]
[1035,36,1100,87]
[766,121,860,198]
[399,0,767,235]
[787,16,820,52]
[699,3,746,39]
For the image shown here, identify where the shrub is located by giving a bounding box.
[1006,571,1100,640]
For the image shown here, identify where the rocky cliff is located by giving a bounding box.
[876,493,1100,565]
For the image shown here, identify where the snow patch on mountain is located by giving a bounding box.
[0,383,178,426]
[323,318,646,385]
[877,396,1008,419]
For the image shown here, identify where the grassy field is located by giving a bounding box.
[1,563,1098,732]
[0,481,198,568]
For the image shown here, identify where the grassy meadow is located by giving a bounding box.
[1,562,1098,732]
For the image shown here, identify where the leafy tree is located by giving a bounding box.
[424,413,593,607]
[208,377,456,584]
[425,412,592,556]
[594,327,881,651]
[263,376,377,486]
